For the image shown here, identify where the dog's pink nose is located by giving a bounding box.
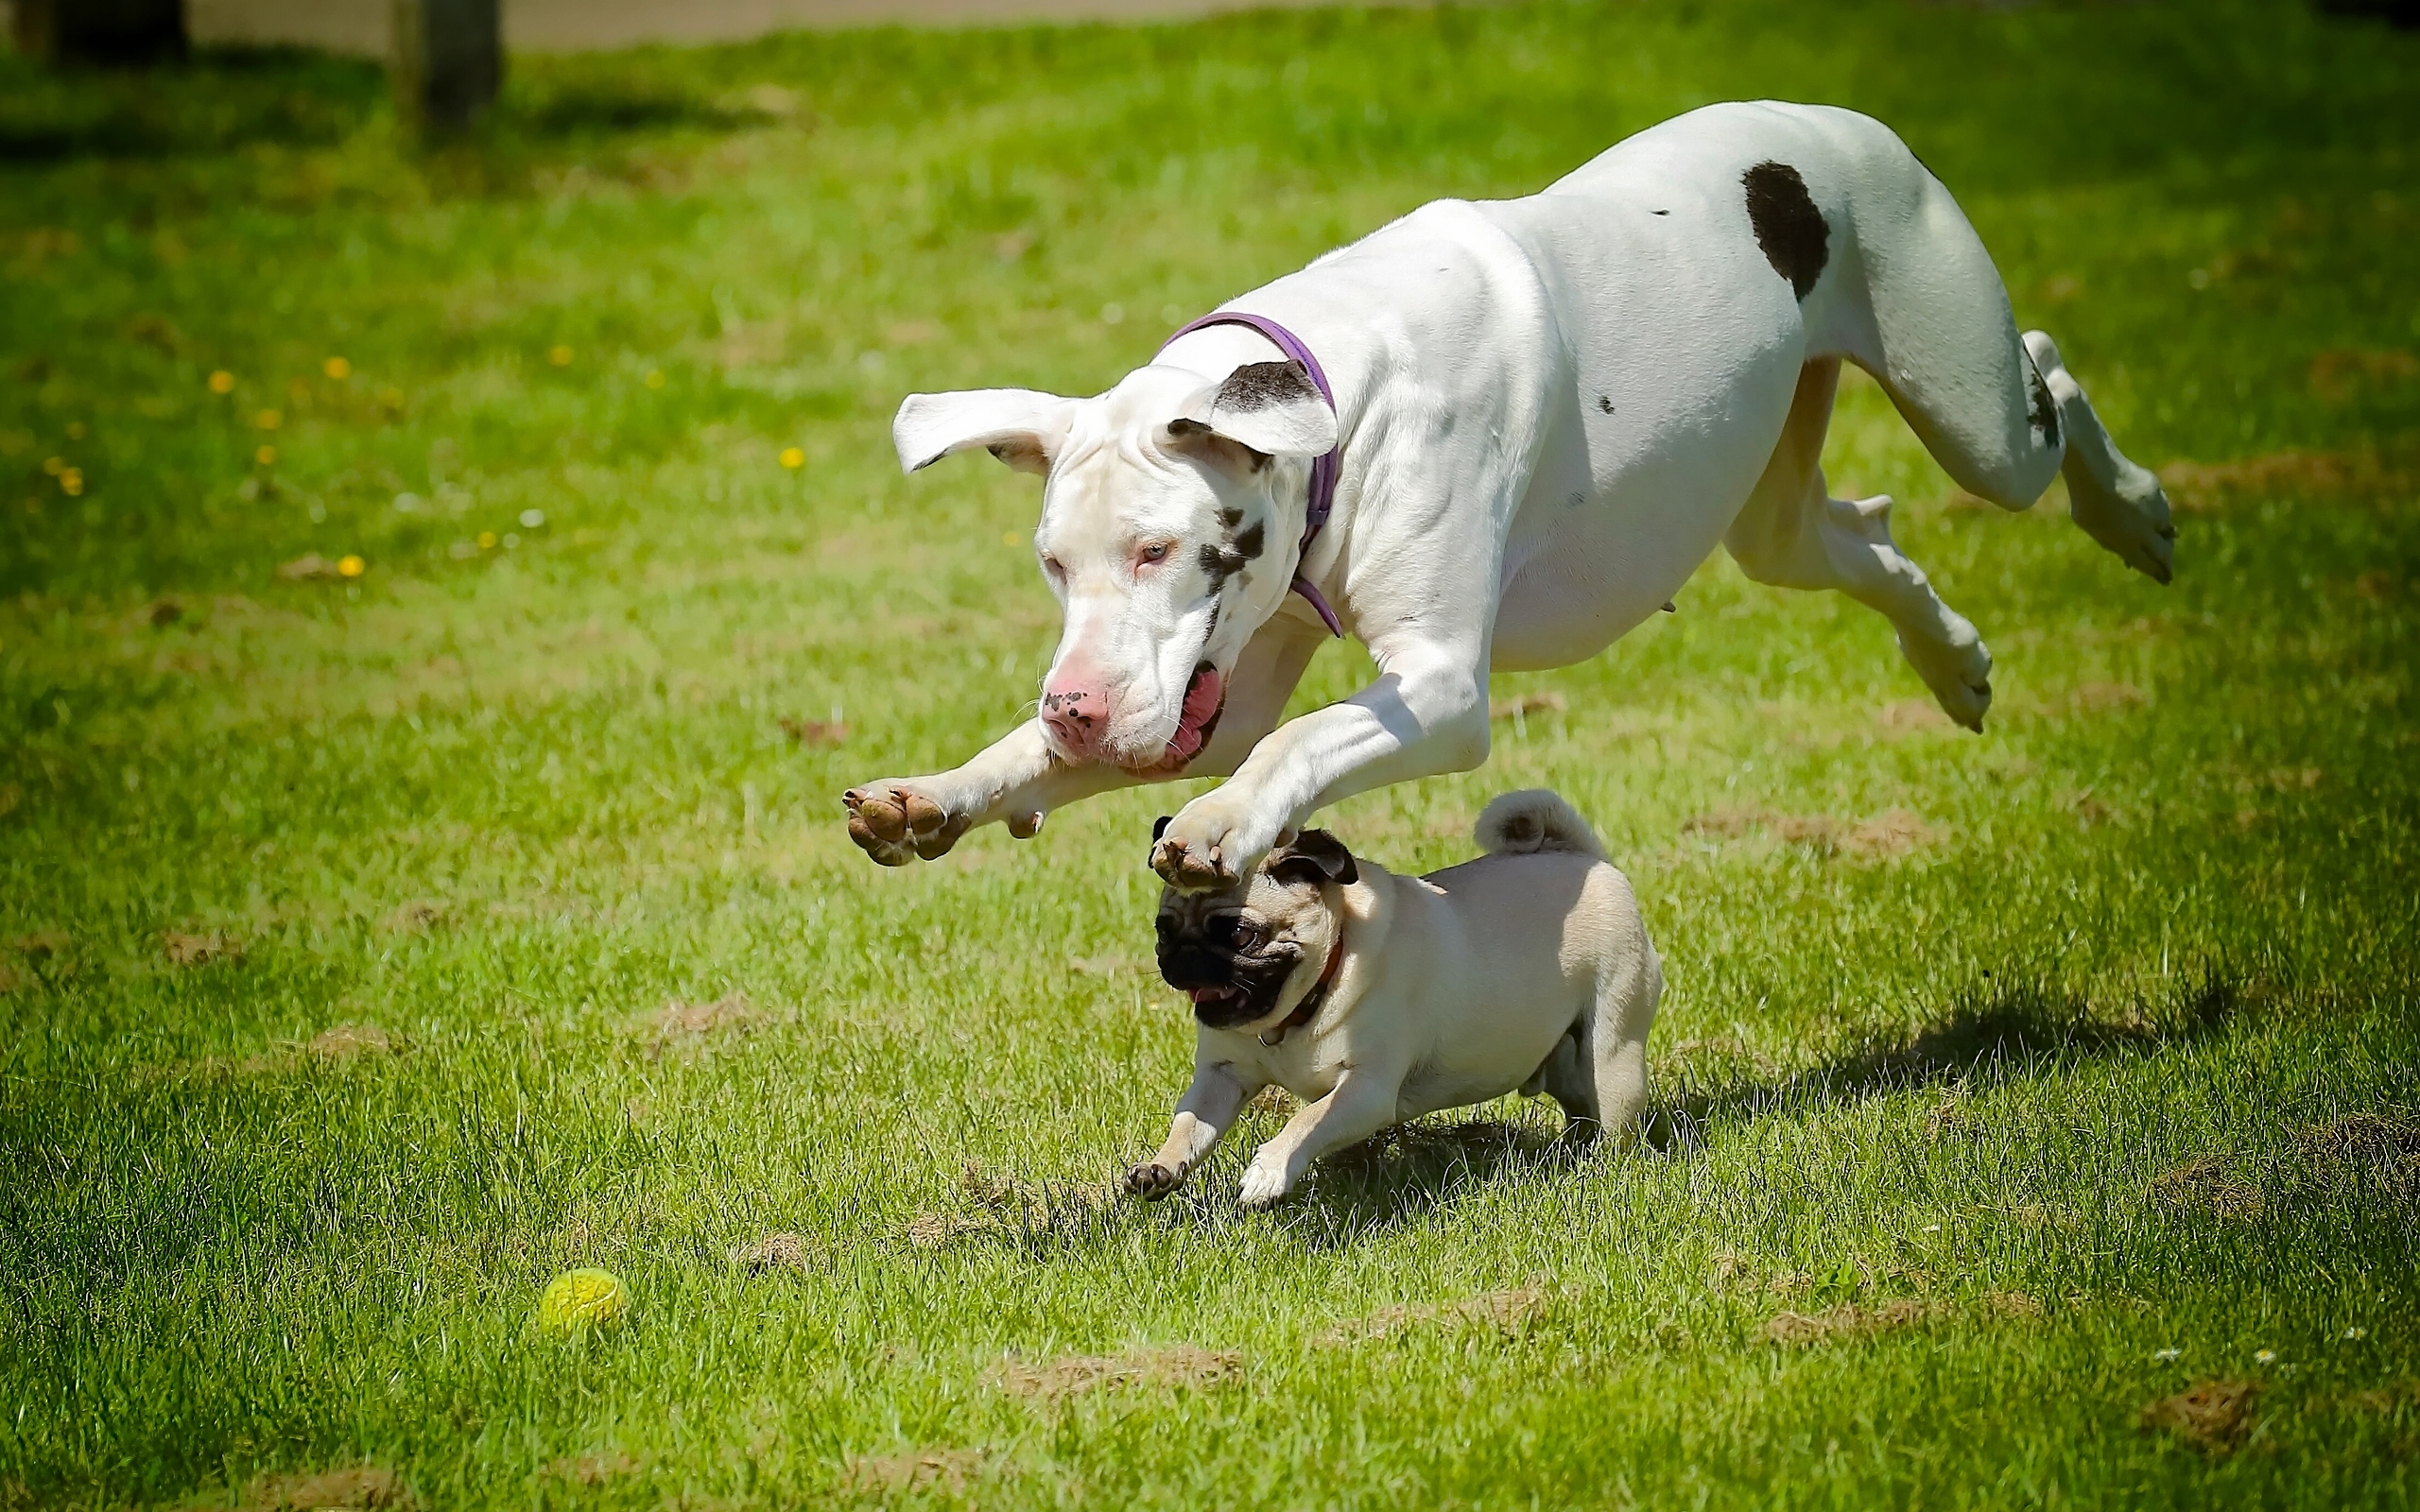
[1041,677,1111,760]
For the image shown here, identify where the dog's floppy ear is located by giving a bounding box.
[1269,828,1357,887]
[894,388,1079,476]
[1152,815,1173,841]
[1168,359,1337,464]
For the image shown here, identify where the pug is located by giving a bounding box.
[1129,789,1661,1209]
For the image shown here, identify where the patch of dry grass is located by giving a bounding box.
[2140,1379,2259,1455]
[1319,1285,1551,1347]
[730,1232,819,1274]
[842,1447,988,1494]
[1683,805,1941,860]
[2150,1159,2268,1220]
[988,1342,1240,1399]
[1755,1298,1945,1345]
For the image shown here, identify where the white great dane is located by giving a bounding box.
[842,100,2174,889]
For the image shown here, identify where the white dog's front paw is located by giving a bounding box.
[1236,1158,1293,1210]
[1150,797,1275,892]
[842,778,984,866]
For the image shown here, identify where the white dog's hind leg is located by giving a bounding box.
[1727,361,1996,730]
[2024,331,2177,584]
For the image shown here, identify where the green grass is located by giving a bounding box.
[4,0,2419,1504]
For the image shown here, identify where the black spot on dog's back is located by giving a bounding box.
[1742,161,1829,302]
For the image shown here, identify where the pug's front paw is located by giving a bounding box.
[1123,1161,1184,1200]
[1236,1158,1293,1211]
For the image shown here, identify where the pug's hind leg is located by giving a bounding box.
[1126,1060,1255,1200]
[1530,1027,1597,1131]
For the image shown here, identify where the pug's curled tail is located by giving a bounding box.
[1475,789,1605,860]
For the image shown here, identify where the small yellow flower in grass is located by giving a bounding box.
[548,345,574,367]
[2345,1327,2368,1340]
[65,421,85,440]
[254,408,282,431]
[2255,1349,2276,1365]
[2153,1347,2183,1363]
[42,456,64,475]
[645,369,666,389]
[779,447,805,470]
[255,445,277,467]
[337,554,364,578]
[1002,530,1021,547]
[59,468,83,497]
[477,530,497,550]
[537,1267,630,1332]
[208,369,236,394]
[323,356,350,381]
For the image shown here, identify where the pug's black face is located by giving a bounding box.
[1154,890,1306,1030]
[1150,824,1358,1032]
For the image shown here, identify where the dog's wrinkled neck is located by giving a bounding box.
[1257,920,1346,1047]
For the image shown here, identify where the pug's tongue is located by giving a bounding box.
[1162,665,1225,766]
[1187,985,1238,1006]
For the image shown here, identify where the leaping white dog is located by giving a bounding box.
[842,101,2174,889]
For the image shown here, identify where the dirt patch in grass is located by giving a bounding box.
[163,929,243,966]
[1875,697,1953,735]
[212,1464,406,1510]
[2301,1113,2420,1172]
[2140,1378,2259,1454]
[381,901,445,934]
[1319,1284,1550,1347]
[1756,1297,1945,1345]
[731,1231,819,1273]
[990,1342,1240,1399]
[544,1452,640,1486]
[1489,691,1566,720]
[2151,1158,2267,1219]
[1684,804,1940,860]
[632,993,758,1055]
[2158,449,2411,511]
[1249,1085,1298,1116]
[842,1448,988,1494]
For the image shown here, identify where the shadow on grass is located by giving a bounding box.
[1666,971,2238,1135]
[0,48,386,163]
[929,972,2240,1255]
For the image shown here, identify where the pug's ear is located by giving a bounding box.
[1152,815,1173,841]
[1269,828,1357,887]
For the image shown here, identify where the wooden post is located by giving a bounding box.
[391,0,502,133]
[10,0,187,64]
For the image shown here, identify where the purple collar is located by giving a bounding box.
[1160,312,1345,637]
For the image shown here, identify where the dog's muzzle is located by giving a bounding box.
[1156,938,1302,1030]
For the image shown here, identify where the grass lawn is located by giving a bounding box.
[5,0,2420,1504]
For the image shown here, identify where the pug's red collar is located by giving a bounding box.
[1258,926,1345,1047]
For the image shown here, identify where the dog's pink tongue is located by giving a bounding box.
[1163,667,1224,765]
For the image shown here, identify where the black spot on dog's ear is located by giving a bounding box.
[1217,359,1320,414]
[1270,828,1357,887]
[1742,161,1829,301]
[1218,507,1243,528]
[1234,521,1264,559]
[1153,815,1173,841]
[2026,358,2062,447]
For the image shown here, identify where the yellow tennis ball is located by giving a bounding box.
[538,1267,630,1331]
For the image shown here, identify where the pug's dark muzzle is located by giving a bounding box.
[1156,936,1303,1030]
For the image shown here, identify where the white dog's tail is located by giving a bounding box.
[1475,789,1605,860]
